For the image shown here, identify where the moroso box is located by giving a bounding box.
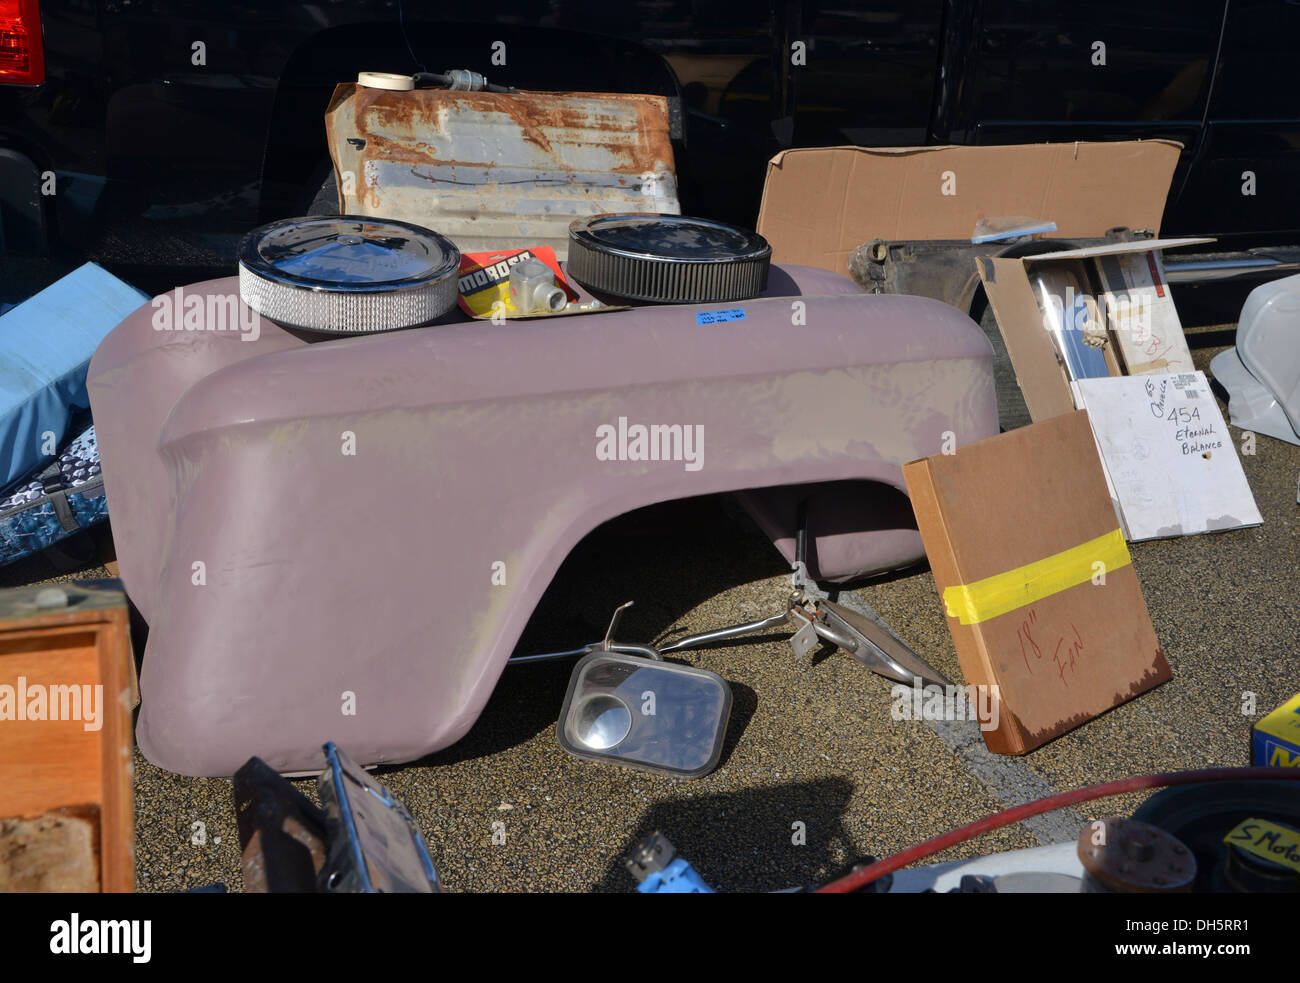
[1253,692,1300,768]
[456,246,576,319]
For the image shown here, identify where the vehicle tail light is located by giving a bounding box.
[0,0,44,85]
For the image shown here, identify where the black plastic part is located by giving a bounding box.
[232,756,329,893]
[1133,780,1300,893]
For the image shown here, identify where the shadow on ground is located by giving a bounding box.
[590,777,859,892]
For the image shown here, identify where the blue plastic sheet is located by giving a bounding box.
[0,263,146,489]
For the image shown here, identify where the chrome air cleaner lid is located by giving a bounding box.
[567,213,771,304]
[237,215,461,334]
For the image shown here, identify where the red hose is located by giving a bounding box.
[816,766,1300,893]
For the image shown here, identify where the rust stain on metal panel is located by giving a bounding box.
[346,87,673,165]
[326,85,680,257]
[330,86,676,175]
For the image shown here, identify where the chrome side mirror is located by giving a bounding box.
[557,651,732,779]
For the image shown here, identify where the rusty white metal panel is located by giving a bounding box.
[325,85,680,260]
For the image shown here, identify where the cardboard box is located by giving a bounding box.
[1254,692,1300,768]
[1092,247,1190,375]
[756,140,1183,274]
[902,411,1171,755]
[978,237,1211,422]
[0,582,137,892]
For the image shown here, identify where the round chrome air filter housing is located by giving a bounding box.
[237,215,461,334]
[567,213,771,304]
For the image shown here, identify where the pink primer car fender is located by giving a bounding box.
[89,267,996,776]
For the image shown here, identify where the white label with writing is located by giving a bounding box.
[1072,371,1262,541]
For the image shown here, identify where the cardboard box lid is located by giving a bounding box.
[902,411,1170,754]
[756,140,1183,274]
[978,253,1080,422]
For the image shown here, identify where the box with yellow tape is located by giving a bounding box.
[1254,692,1300,768]
[902,410,1171,755]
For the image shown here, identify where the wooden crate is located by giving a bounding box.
[0,581,137,892]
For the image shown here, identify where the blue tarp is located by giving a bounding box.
[0,262,147,489]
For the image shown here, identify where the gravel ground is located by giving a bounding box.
[5,259,1296,892]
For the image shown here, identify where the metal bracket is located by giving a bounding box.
[602,601,634,651]
[788,608,819,659]
[511,600,663,665]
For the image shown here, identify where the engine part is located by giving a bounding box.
[509,257,566,314]
[1132,779,1300,893]
[410,68,516,93]
[237,216,461,334]
[818,767,1300,893]
[1077,817,1196,893]
[567,214,771,303]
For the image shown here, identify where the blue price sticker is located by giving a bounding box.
[696,308,747,326]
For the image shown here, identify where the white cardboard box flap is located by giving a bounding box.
[1073,372,1263,541]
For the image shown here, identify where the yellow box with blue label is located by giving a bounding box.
[1253,692,1300,767]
